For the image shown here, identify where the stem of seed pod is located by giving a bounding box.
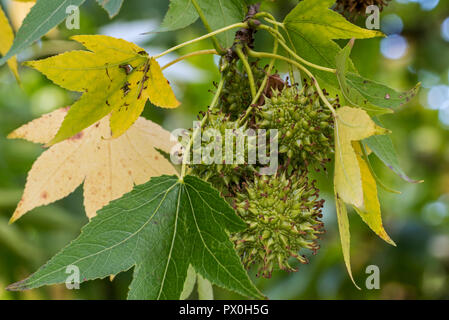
[238,36,279,126]
[235,46,257,100]
[161,49,218,70]
[246,48,338,117]
[154,22,247,59]
[257,24,337,74]
[263,17,285,29]
[180,77,225,179]
[191,0,226,55]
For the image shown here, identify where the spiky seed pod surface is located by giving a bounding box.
[220,60,266,116]
[336,0,391,18]
[257,85,336,168]
[231,173,324,278]
[189,111,255,195]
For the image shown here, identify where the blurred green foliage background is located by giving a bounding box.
[0,0,448,300]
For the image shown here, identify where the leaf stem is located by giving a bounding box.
[257,24,337,74]
[154,22,247,59]
[180,77,225,179]
[263,17,285,29]
[246,48,337,117]
[161,49,218,70]
[235,46,256,100]
[238,36,279,126]
[191,0,226,55]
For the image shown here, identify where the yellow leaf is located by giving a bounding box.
[147,58,180,108]
[352,142,396,246]
[8,108,177,222]
[334,106,389,208]
[0,5,19,81]
[24,35,180,144]
[109,57,179,138]
[335,192,360,290]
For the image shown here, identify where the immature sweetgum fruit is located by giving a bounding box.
[257,84,336,168]
[220,60,266,116]
[189,111,255,195]
[231,172,324,278]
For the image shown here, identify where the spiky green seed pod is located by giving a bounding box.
[257,84,336,169]
[220,60,266,116]
[189,111,255,195]
[231,172,324,278]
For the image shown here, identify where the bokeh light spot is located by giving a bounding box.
[381,14,404,35]
[427,85,449,110]
[380,35,408,59]
[442,17,449,42]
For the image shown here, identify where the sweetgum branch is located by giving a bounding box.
[154,22,247,59]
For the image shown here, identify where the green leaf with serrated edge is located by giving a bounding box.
[335,192,360,290]
[283,0,382,89]
[284,22,346,88]
[0,0,87,67]
[96,0,124,18]
[7,175,264,300]
[159,0,245,48]
[160,0,199,32]
[196,0,246,48]
[364,119,422,184]
[284,0,383,40]
[346,73,421,109]
[336,39,393,116]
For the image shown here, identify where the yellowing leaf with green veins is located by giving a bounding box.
[352,142,396,246]
[8,108,177,222]
[0,5,19,81]
[334,106,389,208]
[24,35,180,145]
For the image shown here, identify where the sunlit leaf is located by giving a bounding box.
[352,142,396,246]
[0,5,19,80]
[8,108,177,221]
[25,35,180,144]
[334,106,389,208]
[334,193,360,290]
[283,0,383,88]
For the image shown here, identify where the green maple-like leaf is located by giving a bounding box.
[334,40,421,184]
[160,0,245,47]
[283,0,383,88]
[96,0,124,18]
[336,39,393,116]
[6,175,263,300]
